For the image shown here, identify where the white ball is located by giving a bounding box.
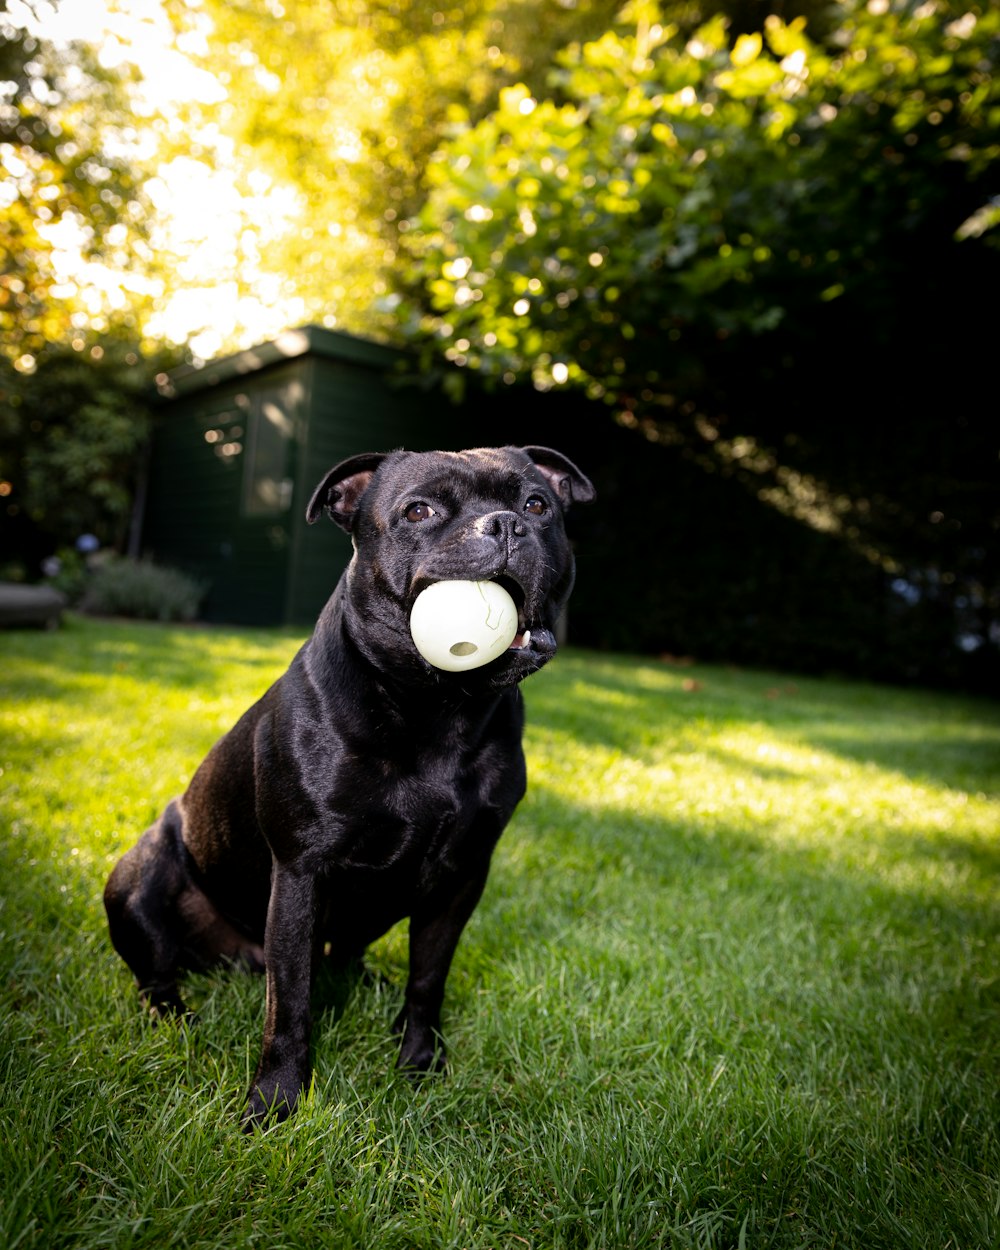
[410,580,519,672]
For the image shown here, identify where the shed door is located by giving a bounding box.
[195,385,297,625]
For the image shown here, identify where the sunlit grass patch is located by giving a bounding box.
[522,654,997,898]
[1,617,997,1250]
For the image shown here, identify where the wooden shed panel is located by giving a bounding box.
[143,396,244,571]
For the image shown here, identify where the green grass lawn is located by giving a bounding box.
[1,616,997,1250]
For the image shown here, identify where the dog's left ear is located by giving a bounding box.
[306,452,387,530]
[522,446,596,510]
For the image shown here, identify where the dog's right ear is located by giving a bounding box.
[306,452,387,531]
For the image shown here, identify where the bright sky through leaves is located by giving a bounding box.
[23,0,314,359]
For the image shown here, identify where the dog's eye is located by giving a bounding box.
[405,502,436,523]
[524,496,547,516]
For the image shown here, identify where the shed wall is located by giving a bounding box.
[142,360,305,624]
[142,340,478,627]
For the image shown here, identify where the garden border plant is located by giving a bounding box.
[78,556,206,623]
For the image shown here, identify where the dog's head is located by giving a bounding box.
[307,446,595,688]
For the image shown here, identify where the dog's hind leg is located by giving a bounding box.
[104,801,265,1016]
[104,802,193,1016]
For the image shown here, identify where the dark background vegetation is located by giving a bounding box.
[505,396,998,694]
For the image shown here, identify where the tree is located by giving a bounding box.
[0,1,152,363]
[0,4,170,573]
[401,0,1000,682]
[2,0,633,568]
[0,339,166,579]
[158,0,625,345]
[404,0,999,402]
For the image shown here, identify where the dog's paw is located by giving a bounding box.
[394,1019,447,1078]
[141,983,195,1022]
[241,1082,296,1133]
[397,1049,447,1080]
[232,944,266,976]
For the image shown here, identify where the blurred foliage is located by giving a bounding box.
[0,338,174,573]
[0,7,176,571]
[5,0,657,569]
[405,0,998,394]
[0,2,154,361]
[160,0,628,342]
[156,0,836,345]
[40,544,89,602]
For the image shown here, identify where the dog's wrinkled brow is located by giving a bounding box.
[389,460,525,512]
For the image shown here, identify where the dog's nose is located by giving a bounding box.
[476,510,527,541]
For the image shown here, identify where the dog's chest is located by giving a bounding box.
[257,680,524,894]
[325,746,508,884]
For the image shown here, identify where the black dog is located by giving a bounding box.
[104,445,594,1126]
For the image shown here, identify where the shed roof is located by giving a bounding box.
[154,325,407,400]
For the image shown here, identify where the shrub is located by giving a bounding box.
[80,558,205,623]
[41,547,89,604]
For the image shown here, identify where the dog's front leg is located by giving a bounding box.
[243,861,319,1129]
[394,863,490,1075]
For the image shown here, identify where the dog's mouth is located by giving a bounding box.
[491,575,532,651]
[407,571,554,671]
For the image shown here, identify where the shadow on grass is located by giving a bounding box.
[17,764,985,1058]
[803,726,1000,797]
[3,723,987,991]
[504,789,1000,968]
[877,826,1000,880]
[3,629,997,1045]
[5,621,997,793]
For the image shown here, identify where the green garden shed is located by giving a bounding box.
[140,325,479,626]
